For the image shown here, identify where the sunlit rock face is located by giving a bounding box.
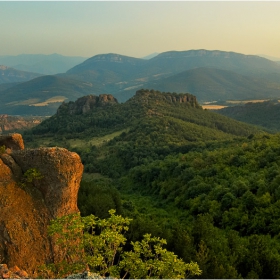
[0,133,24,150]
[0,134,83,276]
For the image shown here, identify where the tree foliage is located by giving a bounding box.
[42,210,201,279]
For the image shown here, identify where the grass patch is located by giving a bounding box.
[68,129,129,148]
[25,129,129,149]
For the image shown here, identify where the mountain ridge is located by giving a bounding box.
[0,53,88,75]
[142,67,280,102]
[0,65,41,84]
[2,49,280,115]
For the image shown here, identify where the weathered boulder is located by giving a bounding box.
[0,264,29,279]
[0,133,24,150]
[11,147,83,217]
[0,134,83,276]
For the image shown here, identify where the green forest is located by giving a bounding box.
[216,100,280,133]
[23,89,280,278]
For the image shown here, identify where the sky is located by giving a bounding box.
[1,1,280,59]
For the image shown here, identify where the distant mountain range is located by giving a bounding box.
[1,49,280,115]
[62,50,280,102]
[0,53,87,75]
[0,65,41,84]
[143,67,280,102]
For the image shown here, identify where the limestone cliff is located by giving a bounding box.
[0,134,83,276]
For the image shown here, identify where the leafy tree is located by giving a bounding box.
[42,210,201,279]
[117,234,201,279]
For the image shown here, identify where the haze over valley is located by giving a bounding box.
[1,49,280,116]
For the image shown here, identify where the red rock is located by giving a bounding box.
[0,134,83,276]
[0,133,24,150]
[9,265,20,272]
[2,272,10,279]
[16,270,28,278]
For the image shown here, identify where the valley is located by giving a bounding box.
[2,50,280,279]
[2,0,280,278]
[1,50,280,116]
[17,88,280,278]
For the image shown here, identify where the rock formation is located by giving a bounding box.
[0,133,24,150]
[57,94,118,115]
[0,264,29,279]
[0,134,83,276]
[0,115,44,134]
[134,89,200,108]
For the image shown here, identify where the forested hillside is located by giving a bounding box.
[216,100,280,132]
[23,90,280,278]
[27,89,259,139]
[118,133,280,278]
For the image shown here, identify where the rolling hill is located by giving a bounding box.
[26,89,260,145]
[0,75,102,115]
[216,100,280,132]
[140,67,280,102]
[0,65,41,84]
[63,50,280,102]
[147,50,280,78]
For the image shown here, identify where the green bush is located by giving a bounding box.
[41,210,201,279]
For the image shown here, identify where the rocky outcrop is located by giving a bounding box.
[163,93,197,104]
[0,133,24,150]
[0,264,29,279]
[57,94,118,115]
[0,134,83,276]
[0,115,44,134]
[134,89,200,108]
[11,147,83,217]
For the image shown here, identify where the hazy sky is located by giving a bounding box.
[1,1,280,59]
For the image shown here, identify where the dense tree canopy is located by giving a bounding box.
[24,90,280,278]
